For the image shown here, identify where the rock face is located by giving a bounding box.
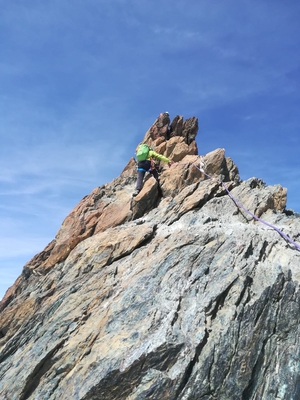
[1,115,300,400]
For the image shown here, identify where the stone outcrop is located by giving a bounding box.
[143,113,199,149]
[0,115,300,400]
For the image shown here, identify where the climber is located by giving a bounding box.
[133,143,174,197]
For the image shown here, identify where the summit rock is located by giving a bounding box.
[0,114,299,400]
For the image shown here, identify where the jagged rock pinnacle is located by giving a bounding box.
[0,115,299,400]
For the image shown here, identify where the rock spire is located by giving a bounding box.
[0,114,299,400]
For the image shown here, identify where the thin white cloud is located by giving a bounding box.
[0,0,299,303]
[0,236,50,259]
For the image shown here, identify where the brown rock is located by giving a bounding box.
[64,222,155,276]
[144,112,170,142]
[131,178,160,220]
[273,185,287,212]
[160,155,202,197]
[0,296,36,340]
[143,114,198,150]
[201,148,240,182]
[169,115,183,137]
[0,111,298,400]
[156,136,198,162]
[95,201,132,234]
[182,116,199,144]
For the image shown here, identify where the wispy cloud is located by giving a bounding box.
[0,236,50,259]
[0,0,300,299]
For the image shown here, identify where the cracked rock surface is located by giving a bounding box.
[0,115,300,400]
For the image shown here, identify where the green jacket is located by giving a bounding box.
[148,150,170,163]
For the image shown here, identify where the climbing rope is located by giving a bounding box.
[176,158,300,251]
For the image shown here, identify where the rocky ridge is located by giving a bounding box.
[0,114,300,400]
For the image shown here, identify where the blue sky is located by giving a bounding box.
[1,0,300,299]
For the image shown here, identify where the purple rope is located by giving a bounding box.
[177,162,300,251]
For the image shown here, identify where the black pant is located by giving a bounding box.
[136,160,159,191]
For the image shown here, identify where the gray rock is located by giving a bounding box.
[0,116,300,400]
